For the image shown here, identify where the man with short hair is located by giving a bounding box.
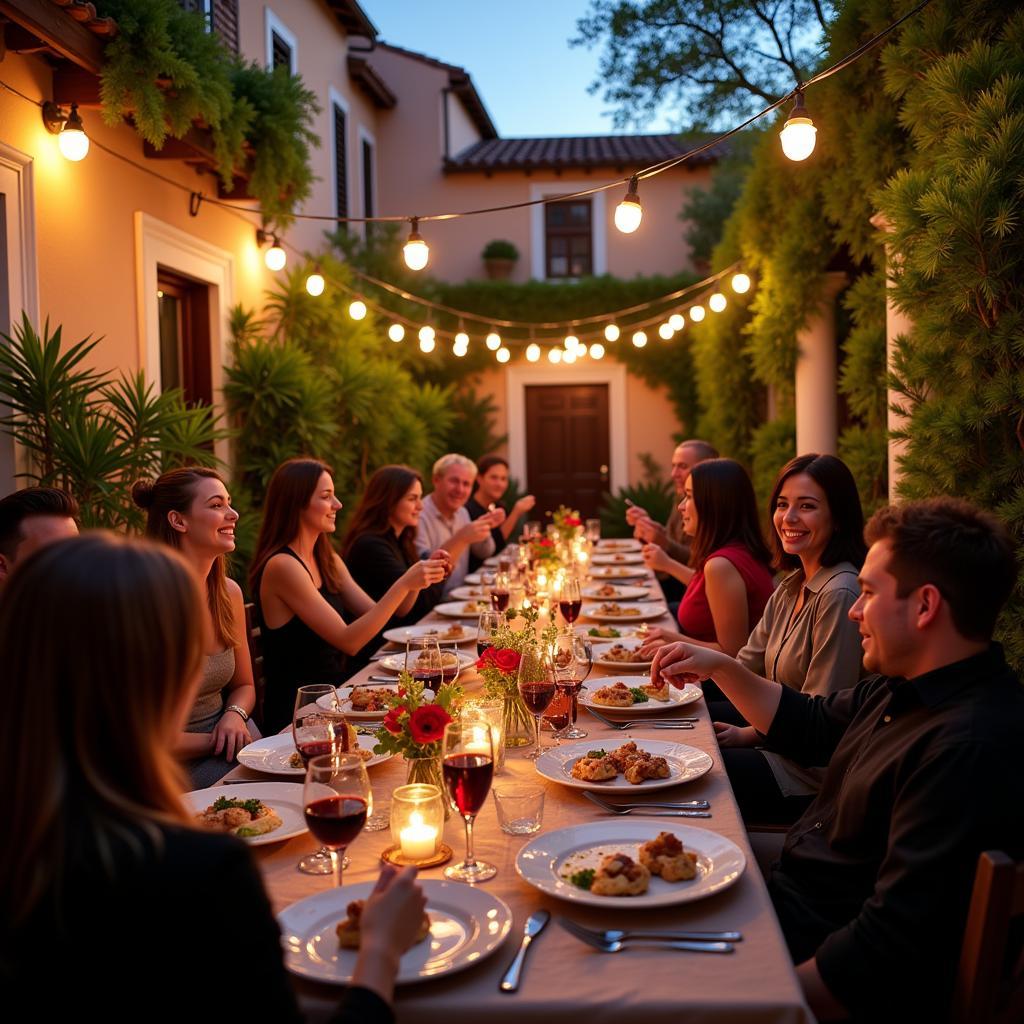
[654,497,1024,1021]
[0,486,80,591]
[417,454,505,595]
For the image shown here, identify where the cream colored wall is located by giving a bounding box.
[446,91,482,157]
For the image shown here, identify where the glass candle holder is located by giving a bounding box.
[390,784,444,862]
[461,697,506,771]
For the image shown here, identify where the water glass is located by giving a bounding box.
[493,785,545,835]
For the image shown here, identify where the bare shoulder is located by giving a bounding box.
[703,555,744,582]
[262,552,313,587]
[224,576,244,602]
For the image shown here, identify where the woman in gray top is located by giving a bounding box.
[713,454,867,826]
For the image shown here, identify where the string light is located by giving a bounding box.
[403,217,430,271]
[632,330,648,348]
[658,323,674,340]
[257,230,286,272]
[731,273,751,294]
[614,175,643,234]
[690,305,706,322]
[589,343,605,360]
[565,334,580,352]
[455,331,470,348]
[526,343,541,362]
[305,268,325,296]
[418,325,435,345]
[669,313,685,331]
[348,298,367,320]
[563,349,578,364]
[780,90,817,161]
[604,324,620,342]
[496,347,511,363]
[485,331,502,351]
[419,335,436,353]
[452,338,468,356]
[709,293,727,313]
[548,348,563,364]
[388,323,405,342]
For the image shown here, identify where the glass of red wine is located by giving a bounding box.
[490,570,511,612]
[405,636,443,693]
[554,573,582,631]
[303,752,371,888]
[476,610,501,659]
[552,632,593,740]
[517,646,557,760]
[441,720,497,883]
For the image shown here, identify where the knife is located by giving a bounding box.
[499,909,550,992]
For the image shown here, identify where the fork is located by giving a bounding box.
[560,917,741,945]
[583,791,709,812]
[585,706,697,729]
[559,918,734,954]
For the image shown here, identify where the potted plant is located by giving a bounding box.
[482,239,519,280]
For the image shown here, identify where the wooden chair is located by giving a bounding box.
[953,851,1024,1024]
[244,602,265,730]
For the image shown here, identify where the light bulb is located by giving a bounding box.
[669,313,685,331]
[780,91,817,161]
[58,106,89,161]
[348,299,367,320]
[418,325,435,344]
[496,347,511,363]
[526,343,541,362]
[485,331,501,351]
[265,241,286,272]
[631,330,647,348]
[731,272,751,294]
[455,331,470,347]
[548,348,562,364]
[563,349,577,364]
[589,342,605,360]
[658,323,674,340]
[614,175,642,234]
[709,292,727,312]
[604,324,620,342]
[452,341,467,357]
[419,335,436,353]
[305,272,325,297]
[565,334,580,352]
[388,323,405,343]
[690,304,706,322]
[403,217,430,270]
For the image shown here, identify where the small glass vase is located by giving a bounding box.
[502,687,535,748]
[405,752,450,818]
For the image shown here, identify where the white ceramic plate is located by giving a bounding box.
[535,738,713,793]
[317,684,434,719]
[595,539,642,551]
[591,552,645,565]
[583,601,667,623]
[382,623,475,645]
[449,585,490,600]
[185,782,307,845]
[588,565,651,580]
[582,626,649,641]
[236,732,393,776]
[515,820,745,908]
[589,643,654,670]
[435,600,492,618]
[579,677,703,712]
[278,879,514,985]
[582,584,651,601]
[376,649,476,675]
[464,572,482,584]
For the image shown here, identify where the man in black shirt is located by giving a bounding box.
[653,497,1023,1021]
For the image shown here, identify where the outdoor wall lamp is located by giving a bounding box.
[42,101,89,161]
[403,217,430,271]
[614,175,643,234]
[780,90,817,161]
[256,229,286,271]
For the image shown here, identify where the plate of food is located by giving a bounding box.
[434,599,492,618]
[591,551,645,565]
[594,539,642,552]
[515,821,745,908]
[590,641,654,670]
[278,879,514,985]
[448,585,490,601]
[583,601,666,623]
[186,782,306,845]
[582,583,651,601]
[317,684,435,719]
[382,622,474,645]
[236,732,393,776]
[580,677,703,712]
[584,625,648,640]
[376,649,475,675]
[535,738,713,792]
[588,565,651,580]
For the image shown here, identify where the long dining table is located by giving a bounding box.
[224,552,812,1024]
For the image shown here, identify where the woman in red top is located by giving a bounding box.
[639,458,774,657]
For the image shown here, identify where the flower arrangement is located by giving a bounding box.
[373,673,462,759]
[548,503,583,543]
[528,535,561,569]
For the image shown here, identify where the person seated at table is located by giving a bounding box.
[711,454,866,826]
[417,452,504,595]
[133,468,258,786]
[652,497,1024,1022]
[637,458,774,659]
[0,532,427,1020]
[0,485,79,593]
[250,458,447,732]
[341,464,450,672]
[465,454,536,568]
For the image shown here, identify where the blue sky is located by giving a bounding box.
[365,0,677,138]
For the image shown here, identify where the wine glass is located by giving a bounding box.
[442,720,497,883]
[517,646,556,760]
[490,570,511,613]
[406,636,443,693]
[303,752,371,888]
[440,642,462,686]
[585,518,601,544]
[553,573,582,631]
[476,610,501,658]
[552,633,593,740]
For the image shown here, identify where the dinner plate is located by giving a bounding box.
[185,782,307,846]
[236,732,393,776]
[377,650,476,675]
[579,677,703,712]
[515,820,745,908]
[464,572,482,584]
[535,738,713,792]
[588,565,651,580]
[582,584,651,601]
[449,585,490,600]
[583,601,667,623]
[382,623,475,645]
[317,684,435,719]
[594,539,642,551]
[591,552,645,565]
[435,600,492,618]
[278,879,514,985]
[582,625,649,641]
[589,643,654,670]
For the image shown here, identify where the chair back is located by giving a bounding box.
[244,602,265,729]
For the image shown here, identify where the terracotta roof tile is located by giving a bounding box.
[50,0,116,37]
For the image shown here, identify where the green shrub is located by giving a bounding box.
[482,240,520,261]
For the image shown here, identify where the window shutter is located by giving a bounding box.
[334,105,348,230]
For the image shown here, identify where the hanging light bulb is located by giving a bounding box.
[53,103,90,161]
[690,304,706,323]
[265,236,286,272]
[496,347,511,364]
[403,217,430,270]
[388,323,405,343]
[455,331,470,348]
[589,342,605,360]
[548,348,563,364]
[709,292,727,313]
[731,272,751,294]
[525,343,541,362]
[565,334,580,352]
[419,335,436,353]
[780,90,817,162]
[658,323,674,341]
[452,339,468,357]
[604,324,620,343]
[614,175,643,234]
[348,298,367,320]
[669,313,685,332]
[632,330,648,348]
[485,331,501,351]
[563,349,578,364]
[418,325,435,345]
[305,269,325,296]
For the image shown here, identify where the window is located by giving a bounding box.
[545,199,592,278]
[265,10,297,74]
[333,102,348,229]
[157,268,212,408]
[362,138,374,218]
[179,1,238,53]
[271,32,292,71]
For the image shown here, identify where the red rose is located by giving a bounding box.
[492,648,522,674]
[383,707,406,735]
[565,516,581,527]
[475,647,497,670]
[409,704,452,744]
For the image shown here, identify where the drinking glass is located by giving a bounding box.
[490,570,511,613]
[585,518,601,544]
[406,636,443,693]
[517,646,556,760]
[303,752,371,887]
[476,610,501,658]
[553,573,582,631]
[439,642,462,686]
[521,520,541,543]
[551,633,593,740]
[442,720,497,883]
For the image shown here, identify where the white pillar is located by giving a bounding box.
[795,271,847,456]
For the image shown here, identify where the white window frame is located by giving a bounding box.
[357,125,377,231]
[329,86,350,224]
[530,181,607,281]
[265,8,297,74]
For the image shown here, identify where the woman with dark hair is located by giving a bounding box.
[714,453,867,825]
[250,458,447,732]
[0,533,427,1019]
[638,458,775,658]
[132,467,257,787]
[466,455,536,561]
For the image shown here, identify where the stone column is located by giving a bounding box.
[870,213,913,500]
[795,271,847,456]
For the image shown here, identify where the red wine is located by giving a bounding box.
[490,589,510,612]
[559,599,582,623]
[519,680,556,715]
[304,795,367,848]
[441,661,460,684]
[443,753,493,816]
[556,678,584,697]
[296,740,333,766]
[543,690,571,729]
[498,558,512,573]
[413,669,443,693]
[477,640,493,658]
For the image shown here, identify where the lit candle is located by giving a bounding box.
[537,571,548,589]
[400,810,438,860]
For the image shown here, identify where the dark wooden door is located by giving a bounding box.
[525,384,610,519]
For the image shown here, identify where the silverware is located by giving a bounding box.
[559,917,741,945]
[367,675,399,683]
[585,706,697,729]
[560,918,733,954]
[499,909,550,992]
[583,792,709,812]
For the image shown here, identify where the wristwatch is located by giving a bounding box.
[225,704,249,723]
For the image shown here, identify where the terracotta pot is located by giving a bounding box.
[484,257,516,280]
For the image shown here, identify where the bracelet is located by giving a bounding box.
[224,704,249,723]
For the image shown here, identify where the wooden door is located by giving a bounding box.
[525,384,610,519]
